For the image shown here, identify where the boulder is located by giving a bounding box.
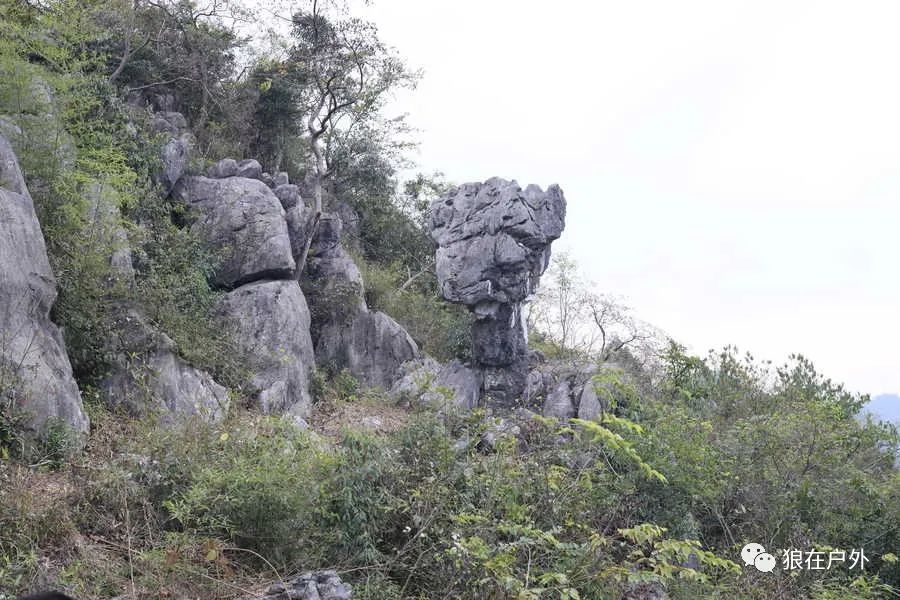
[543,379,576,419]
[274,184,301,210]
[303,213,420,388]
[255,570,352,600]
[236,158,262,180]
[157,134,190,195]
[285,204,314,268]
[173,176,295,288]
[428,177,566,307]
[0,129,28,195]
[577,380,603,420]
[217,280,315,417]
[391,357,482,409]
[0,133,88,444]
[100,308,228,423]
[317,310,419,389]
[151,111,188,135]
[206,158,238,179]
[303,213,367,319]
[522,367,551,409]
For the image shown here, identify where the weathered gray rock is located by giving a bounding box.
[391,357,482,409]
[217,280,315,417]
[100,308,228,423]
[275,184,301,210]
[273,171,290,187]
[543,379,576,419]
[304,213,420,388]
[285,204,314,268]
[317,310,419,389]
[481,361,529,407]
[86,180,134,283]
[151,111,188,135]
[577,380,603,420]
[0,133,88,444]
[144,91,177,113]
[0,129,28,195]
[256,570,352,600]
[304,214,366,316]
[471,303,527,367]
[429,177,566,307]
[438,360,483,409]
[236,158,262,180]
[206,158,238,179]
[428,177,566,404]
[522,367,551,409]
[173,176,295,288]
[158,134,190,195]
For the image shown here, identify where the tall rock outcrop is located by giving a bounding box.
[304,214,420,388]
[173,166,316,420]
[428,177,566,405]
[0,132,89,444]
[217,280,315,419]
[173,176,296,289]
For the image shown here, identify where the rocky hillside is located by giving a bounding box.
[1,3,898,600]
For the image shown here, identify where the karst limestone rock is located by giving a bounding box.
[217,279,315,419]
[253,570,352,600]
[172,159,319,418]
[158,134,190,195]
[304,213,419,388]
[173,176,296,288]
[391,357,483,410]
[143,109,191,196]
[100,307,229,423]
[0,132,89,444]
[523,360,625,421]
[428,177,566,404]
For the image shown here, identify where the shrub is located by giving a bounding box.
[357,256,473,361]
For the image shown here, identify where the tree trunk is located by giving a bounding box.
[295,135,326,278]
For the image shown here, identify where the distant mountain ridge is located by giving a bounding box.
[866,393,900,423]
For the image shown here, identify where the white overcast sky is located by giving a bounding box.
[349,0,900,396]
[242,0,900,396]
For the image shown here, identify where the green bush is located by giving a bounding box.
[163,417,333,566]
[358,256,473,361]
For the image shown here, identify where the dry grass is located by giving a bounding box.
[309,397,409,439]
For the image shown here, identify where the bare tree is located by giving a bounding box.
[527,253,664,365]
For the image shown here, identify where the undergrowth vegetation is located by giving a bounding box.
[2,354,897,599]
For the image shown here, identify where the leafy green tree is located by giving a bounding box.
[262,0,418,274]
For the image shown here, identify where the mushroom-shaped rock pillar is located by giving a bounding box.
[428,177,566,405]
